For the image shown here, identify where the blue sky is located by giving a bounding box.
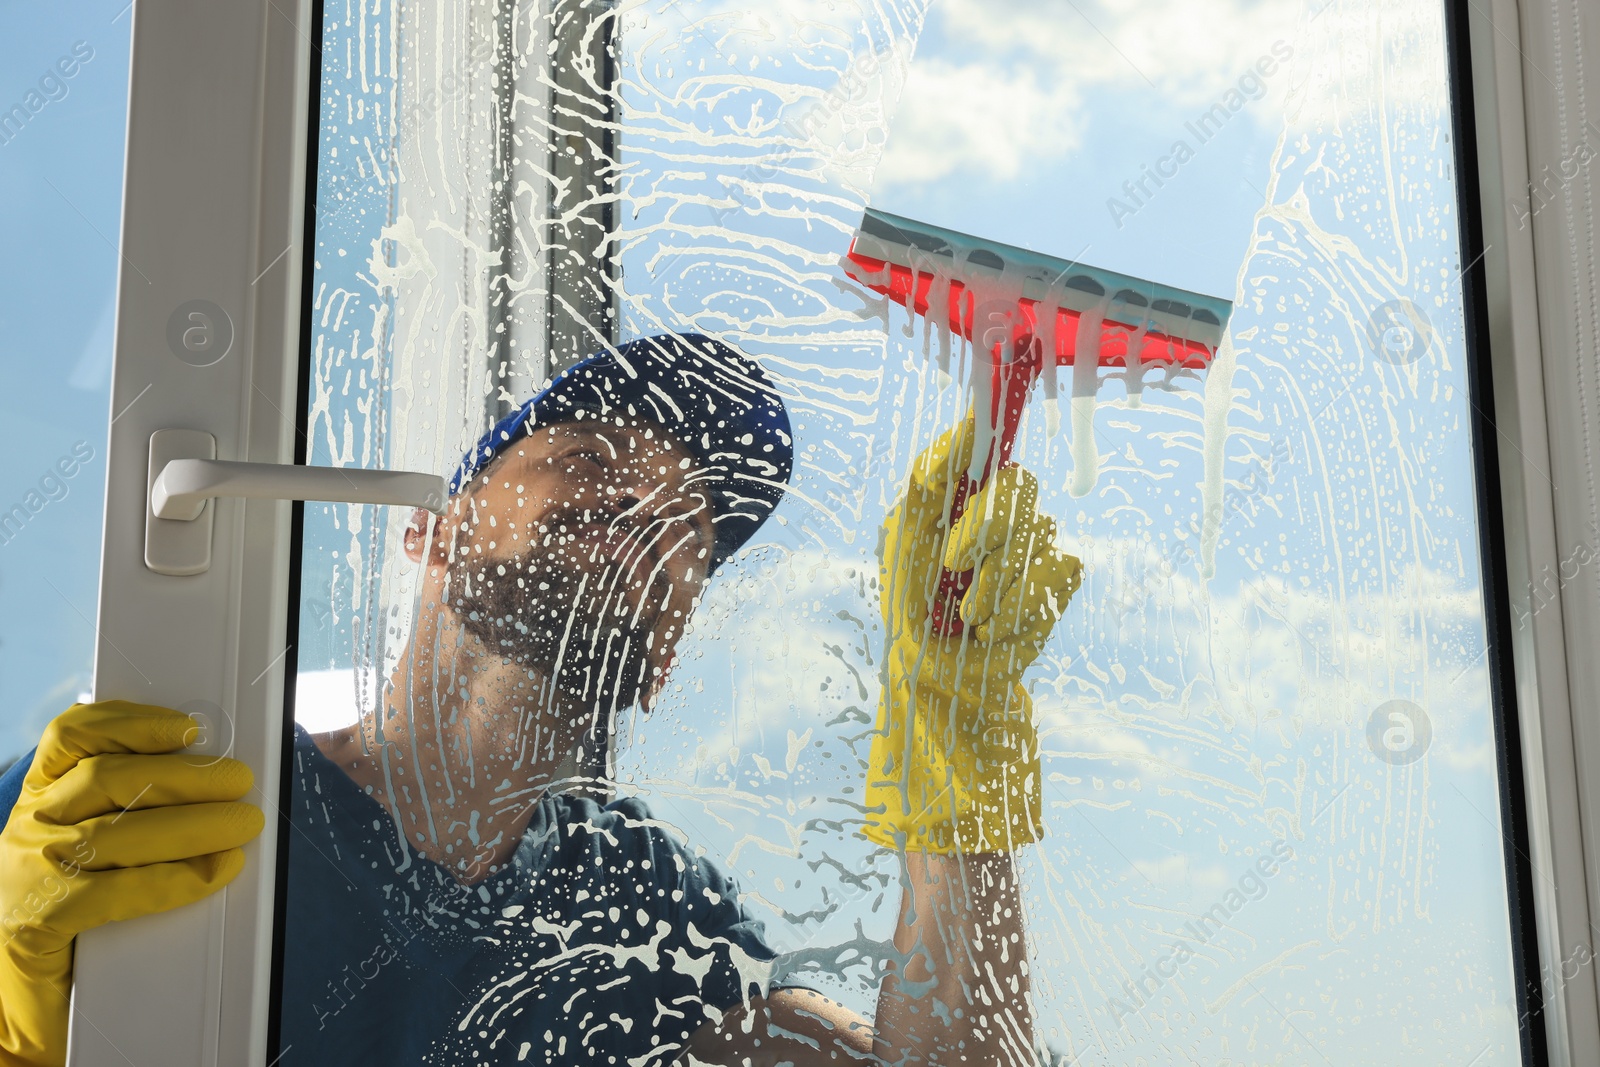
[607,0,1524,1061]
[0,0,129,767]
[866,0,1303,300]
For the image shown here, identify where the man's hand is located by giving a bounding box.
[676,988,873,1066]
[0,702,264,1066]
[876,851,1035,1066]
[863,419,1082,853]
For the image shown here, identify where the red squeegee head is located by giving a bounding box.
[845,209,1233,637]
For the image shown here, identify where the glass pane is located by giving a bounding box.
[275,0,1527,1063]
[0,6,129,771]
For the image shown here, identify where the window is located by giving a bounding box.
[268,0,1533,1062]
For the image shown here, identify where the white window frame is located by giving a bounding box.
[66,1,309,1062]
[62,0,1600,1063]
[1465,0,1600,1063]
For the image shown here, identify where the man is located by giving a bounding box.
[0,332,1081,1065]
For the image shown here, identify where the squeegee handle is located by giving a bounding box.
[928,473,980,637]
[927,333,1041,638]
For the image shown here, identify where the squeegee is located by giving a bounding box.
[844,208,1234,635]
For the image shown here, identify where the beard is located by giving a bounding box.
[448,515,665,716]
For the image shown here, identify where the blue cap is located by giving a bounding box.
[451,333,793,567]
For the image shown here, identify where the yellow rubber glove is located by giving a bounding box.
[863,421,1082,854]
[0,702,265,1066]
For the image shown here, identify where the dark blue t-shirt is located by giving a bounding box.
[0,728,778,1064]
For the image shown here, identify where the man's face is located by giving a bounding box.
[410,415,718,714]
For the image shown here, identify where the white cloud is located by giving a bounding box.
[872,56,1084,188]
[1032,526,1467,718]
[874,0,1304,194]
[933,0,1303,104]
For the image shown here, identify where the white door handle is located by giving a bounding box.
[152,458,447,520]
[145,428,448,576]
